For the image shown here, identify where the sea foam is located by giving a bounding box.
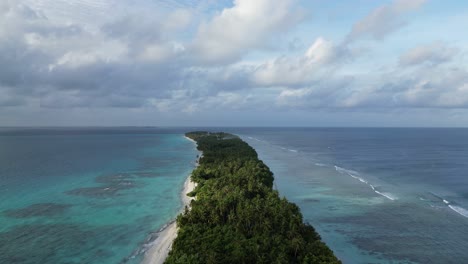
[334,166,396,201]
[250,137,266,143]
[429,193,468,218]
[374,191,396,201]
[314,163,327,167]
[448,205,468,218]
[247,136,298,153]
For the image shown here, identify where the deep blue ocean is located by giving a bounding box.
[0,128,198,264]
[2,127,468,264]
[235,128,468,264]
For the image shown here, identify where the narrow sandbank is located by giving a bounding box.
[142,137,198,264]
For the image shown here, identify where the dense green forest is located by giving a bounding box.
[165,132,340,264]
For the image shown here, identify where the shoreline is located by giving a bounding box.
[141,137,198,264]
[141,172,196,264]
[184,135,197,144]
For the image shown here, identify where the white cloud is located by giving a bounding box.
[347,0,426,41]
[277,88,312,107]
[0,1,195,109]
[305,38,337,64]
[137,42,184,63]
[271,51,468,110]
[326,67,468,109]
[275,75,355,109]
[399,42,458,66]
[163,9,192,32]
[2,0,468,127]
[395,68,468,108]
[191,0,303,64]
[253,37,345,87]
[147,89,255,113]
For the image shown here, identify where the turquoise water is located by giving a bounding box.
[237,128,468,264]
[0,128,198,264]
[4,127,468,264]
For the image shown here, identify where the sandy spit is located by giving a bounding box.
[141,137,198,264]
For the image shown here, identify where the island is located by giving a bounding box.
[166,131,340,263]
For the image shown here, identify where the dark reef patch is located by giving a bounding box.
[0,223,137,264]
[65,186,122,198]
[95,173,140,188]
[134,171,165,178]
[95,173,134,184]
[302,198,321,203]
[66,173,140,198]
[3,203,72,218]
[325,202,468,264]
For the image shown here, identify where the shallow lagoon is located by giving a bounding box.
[0,128,197,264]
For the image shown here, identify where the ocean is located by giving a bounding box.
[0,128,198,264]
[236,128,468,264]
[2,127,468,264]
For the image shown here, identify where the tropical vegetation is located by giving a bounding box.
[165,132,340,264]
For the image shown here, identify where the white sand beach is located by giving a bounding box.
[142,137,199,264]
[184,136,197,145]
[142,175,196,264]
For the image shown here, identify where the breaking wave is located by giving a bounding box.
[314,163,327,167]
[428,193,468,218]
[448,205,468,218]
[334,166,396,201]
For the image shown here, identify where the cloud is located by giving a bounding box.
[316,67,468,109]
[0,1,193,109]
[347,0,426,42]
[272,42,468,110]
[252,37,347,87]
[2,0,302,112]
[394,68,468,108]
[0,87,26,107]
[276,76,355,108]
[2,0,468,127]
[190,0,303,64]
[399,42,458,66]
[148,89,257,114]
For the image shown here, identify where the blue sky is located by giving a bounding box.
[1,0,468,126]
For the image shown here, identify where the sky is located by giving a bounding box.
[1,0,468,127]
